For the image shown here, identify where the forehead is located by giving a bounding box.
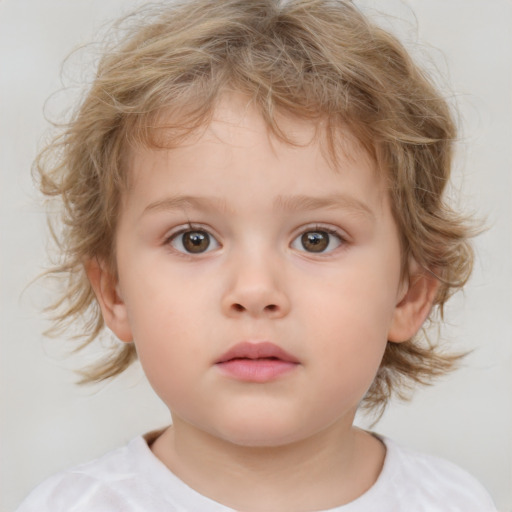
[126,93,381,190]
[119,130,392,250]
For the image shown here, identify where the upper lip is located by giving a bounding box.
[215,342,300,364]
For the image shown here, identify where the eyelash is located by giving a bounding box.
[291,225,347,255]
[163,224,347,255]
[164,224,221,255]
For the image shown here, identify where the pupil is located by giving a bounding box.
[183,231,209,253]
[302,231,328,252]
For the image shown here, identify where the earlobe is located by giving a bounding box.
[388,263,440,343]
[85,259,133,343]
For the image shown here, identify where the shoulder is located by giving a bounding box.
[371,436,497,512]
[16,431,236,512]
[15,436,154,512]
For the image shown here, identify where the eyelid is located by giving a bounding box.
[293,223,349,241]
[164,223,221,254]
[290,224,349,254]
[163,222,216,240]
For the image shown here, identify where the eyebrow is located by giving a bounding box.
[142,193,375,219]
[274,194,375,219]
[142,195,232,217]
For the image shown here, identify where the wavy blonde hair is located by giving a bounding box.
[36,0,474,411]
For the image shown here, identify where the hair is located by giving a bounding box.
[36,0,475,412]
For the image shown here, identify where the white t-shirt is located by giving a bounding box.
[16,432,496,512]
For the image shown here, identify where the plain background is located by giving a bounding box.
[1,0,510,510]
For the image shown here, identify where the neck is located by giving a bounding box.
[150,417,385,512]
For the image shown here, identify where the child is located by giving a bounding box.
[16,0,497,510]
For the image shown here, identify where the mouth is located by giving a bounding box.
[215,342,300,383]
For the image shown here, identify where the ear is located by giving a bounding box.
[85,258,133,343]
[388,262,440,343]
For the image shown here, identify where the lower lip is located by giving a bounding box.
[216,358,298,382]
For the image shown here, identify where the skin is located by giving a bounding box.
[88,95,438,511]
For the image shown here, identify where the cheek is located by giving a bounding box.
[117,258,223,390]
[124,295,196,387]
[302,267,398,341]
[299,266,397,389]
[312,325,388,415]
[134,330,202,413]
[318,323,387,388]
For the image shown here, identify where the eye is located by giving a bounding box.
[169,229,220,254]
[291,228,343,254]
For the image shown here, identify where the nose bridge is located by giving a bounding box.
[222,241,289,318]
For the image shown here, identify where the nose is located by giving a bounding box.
[221,254,291,319]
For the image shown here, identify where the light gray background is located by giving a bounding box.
[1,1,510,510]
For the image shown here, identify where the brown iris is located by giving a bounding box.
[182,230,210,253]
[301,231,329,252]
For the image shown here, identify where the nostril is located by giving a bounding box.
[230,303,278,313]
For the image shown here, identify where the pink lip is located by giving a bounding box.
[215,342,300,383]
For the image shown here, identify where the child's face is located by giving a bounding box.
[99,96,413,446]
